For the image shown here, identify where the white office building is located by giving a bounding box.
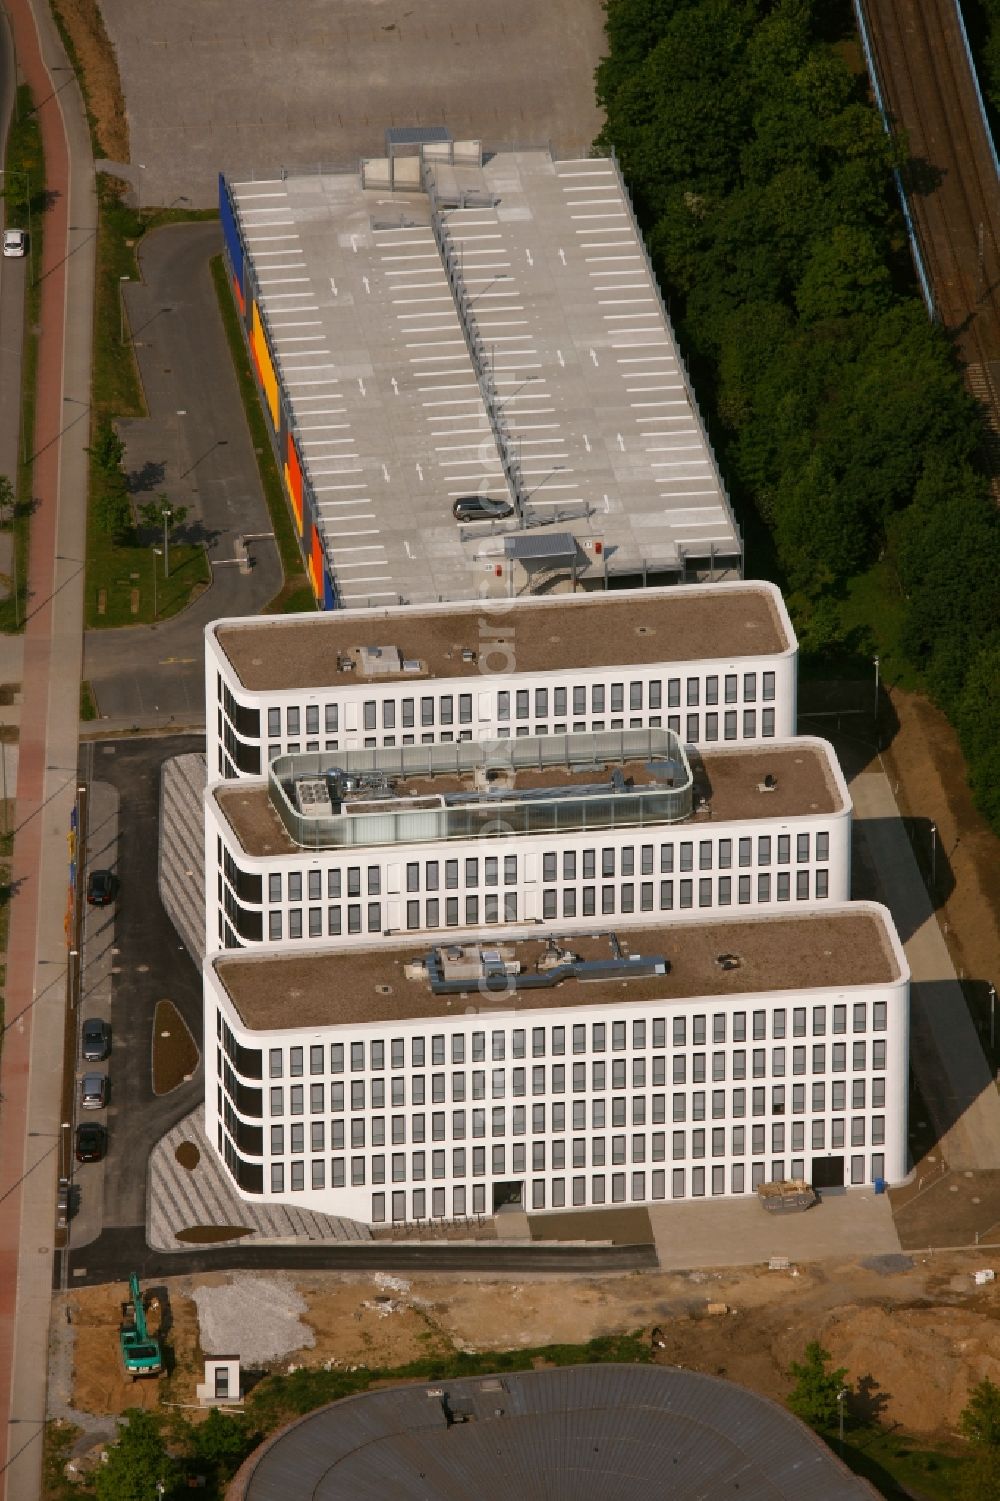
[204,903,909,1223]
[204,731,850,953]
[205,582,797,781]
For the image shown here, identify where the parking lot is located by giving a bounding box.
[100,0,607,207]
[67,735,204,1256]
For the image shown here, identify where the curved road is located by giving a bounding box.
[0,1,94,1496]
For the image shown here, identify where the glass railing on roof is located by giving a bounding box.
[268,728,693,851]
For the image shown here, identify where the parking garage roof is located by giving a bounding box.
[214,906,901,1031]
[229,1364,878,1501]
[211,583,789,692]
[226,145,741,608]
[213,741,844,858]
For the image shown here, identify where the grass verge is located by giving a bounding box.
[830,1425,964,1500]
[79,680,97,720]
[209,252,311,610]
[0,84,44,635]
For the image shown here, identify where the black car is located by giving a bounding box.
[75,1122,107,1163]
[81,1017,110,1062]
[452,495,514,523]
[86,869,117,906]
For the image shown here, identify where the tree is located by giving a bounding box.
[961,1377,1000,1450]
[186,1407,255,1482]
[0,474,14,524]
[786,1341,849,1430]
[87,419,125,474]
[94,1409,180,1501]
[138,496,188,536]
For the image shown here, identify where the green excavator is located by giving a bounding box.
[119,1272,163,1379]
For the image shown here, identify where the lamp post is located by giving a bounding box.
[151,546,161,618]
[162,506,172,580]
[119,275,131,345]
[930,822,937,894]
[837,1387,848,1451]
[990,983,996,1055]
[873,654,880,749]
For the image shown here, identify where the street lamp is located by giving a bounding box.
[930,822,937,893]
[989,983,996,1054]
[119,275,131,345]
[837,1386,849,1450]
[873,654,880,748]
[151,546,161,618]
[162,506,172,580]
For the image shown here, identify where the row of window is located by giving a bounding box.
[225,672,780,747]
[237,831,834,909]
[249,870,832,944]
[262,1155,888,1207]
[219,1005,890,1085]
[266,1109,888,1164]
[261,1062,889,1122]
[279,1116,888,1188]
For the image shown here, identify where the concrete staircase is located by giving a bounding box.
[159,753,207,965]
[149,1110,371,1250]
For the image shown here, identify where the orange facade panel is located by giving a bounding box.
[250,302,280,432]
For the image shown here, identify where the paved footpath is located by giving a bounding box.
[853,771,1000,1170]
[0,0,93,1494]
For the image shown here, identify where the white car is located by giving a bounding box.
[3,229,27,258]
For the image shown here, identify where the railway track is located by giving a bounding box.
[862,0,1000,475]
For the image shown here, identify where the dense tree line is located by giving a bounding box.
[596,0,1000,833]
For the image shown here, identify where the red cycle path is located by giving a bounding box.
[0,0,73,1490]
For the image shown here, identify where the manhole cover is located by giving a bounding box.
[375,984,393,995]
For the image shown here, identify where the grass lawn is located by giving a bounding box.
[0,84,45,636]
[833,1425,965,1500]
[86,529,209,628]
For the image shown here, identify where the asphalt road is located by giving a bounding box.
[82,222,282,725]
[73,735,204,1237]
[65,1226,657,1286]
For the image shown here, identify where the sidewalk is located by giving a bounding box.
[0,0,94,1494]
[852,771,1000,1170]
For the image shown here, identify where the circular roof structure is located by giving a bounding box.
[228,1363,878,1500]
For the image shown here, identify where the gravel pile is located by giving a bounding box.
[192,1276,315,1365]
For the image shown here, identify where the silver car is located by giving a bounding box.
[80,1073,108,1110]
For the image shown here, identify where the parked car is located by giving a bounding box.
[2,228,27,258]
[86,869,117,906]
[80,1073,108,1110]
[452,495,514,523]
[81,1017,110,1062]
[75,1122,107,1163]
